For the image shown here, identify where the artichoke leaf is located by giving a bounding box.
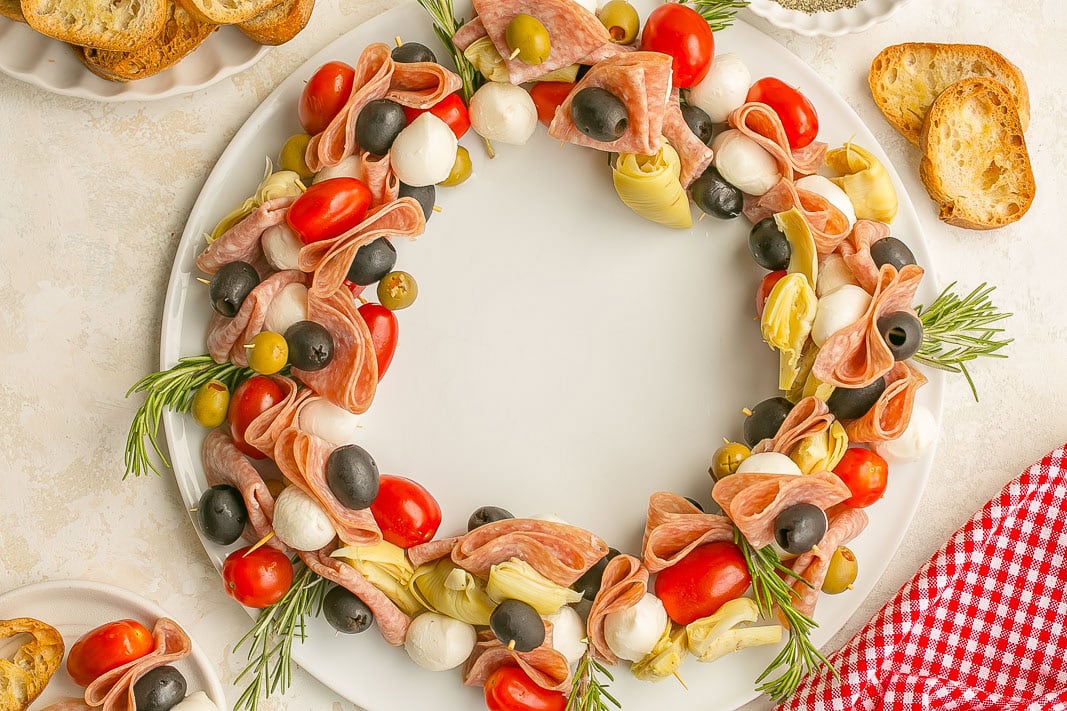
[827,142,898,223]
[775,208,818,292]
[761,273,817,391]
[463,36,510,83]
[632,620,688,683]
[612,142,693,230]
[333,541,425,617]
[409,558,496,626]
[486,558,582,615]
[686,598,783,664]
[791,420,849,474]
[209,166,304,242]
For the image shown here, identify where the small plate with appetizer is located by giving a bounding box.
[746,0,913,37]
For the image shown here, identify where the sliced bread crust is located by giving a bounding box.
[237,0,312,45]
[21,0,167,50]
[176,0,282,26]
[0,0,25,22]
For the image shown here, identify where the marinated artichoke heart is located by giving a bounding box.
[486,558,582,615]
[787,341,834,403]
[775,208,818,292]
[333,541,425,617]
[612,142,693,230]
[827,142,898,223]
[686,598,783,664]
[209,161,305,241]
[631,620,688,682]
[791,420,849,474]
[761,272,817,391]
[409,559,497,626]
[463,36,579,83]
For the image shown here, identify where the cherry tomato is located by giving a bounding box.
[484,665,566,711]
[222,545,294,608]
[745,77,820,151]
[345,279,367,298]
[358,302,398,380]
[654,541,751,625]
[228,376,285,459]
[66,619,154,687]
[403,92,471,139]
[756,270,788,318]
[639,4,714,89]
[287,177,373,245]
[528,82,573,126]
[833,448,889,508]
[299,61,355,135]
[370,474,441,548]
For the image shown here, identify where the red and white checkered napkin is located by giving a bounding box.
[779,444,1067,711]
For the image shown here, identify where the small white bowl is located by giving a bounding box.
[746,0,913,37]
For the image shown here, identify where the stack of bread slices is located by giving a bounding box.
[869,43,1035,230]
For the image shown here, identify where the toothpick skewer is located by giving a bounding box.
[394,35,403,47]
[673,670,689,691]
[244,531,276,556]
[509,48,521,60]
[196,277,211,285]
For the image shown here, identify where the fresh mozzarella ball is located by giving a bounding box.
[796,175,857,229]
[812,285,872,346]
[712,129,781,196]
[261,223,304,272]
[816,253,860,298]
[263,282,308,336]
[298,399,361,446]
[404,613,477,671]
[390,113,458,187]
[687,53,751,124]
[875,405,938,462]
[530,513,568,525]
[272,486,336,551]
[313,154,362,184]
[604,593,667,663]
[171,692,220,711]
[546,606,587,667]
[469,82,538,146]
[735,452,802,476]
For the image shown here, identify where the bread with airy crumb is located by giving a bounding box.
[919,77,1035,230]
[0,618,65,711]
[0,0,25,23]
[176,0,282,26]
[21,0,167,51]
[237,0,311,45]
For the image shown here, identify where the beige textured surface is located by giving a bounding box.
[1,1,1065,709]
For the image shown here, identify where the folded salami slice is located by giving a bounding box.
[407,536,463,569]
[752,396,835,456]
[360,150,400,206]
[783,505,868,619]
[838,219,890,294]
[548,52,672,156]
[463,625,572,693]
[742,178,851,257]
[451,518,608,586]
[84,618,191,711]
[452,16,486,50]
[243,375,312,459]
[586,554,648,664]
[845,361,927,443]
[206,270,308,366]
[641,492,734,573]
[811,263,924,389]
[729,103,826,182]
[195,197,295,276]
[40,700,92,711]
[712,470,851,550]
[300,545,411,646]
[663,89,714,188]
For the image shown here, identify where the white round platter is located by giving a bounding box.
[747,0,913,37]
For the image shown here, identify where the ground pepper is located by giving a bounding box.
[774,0,861,11]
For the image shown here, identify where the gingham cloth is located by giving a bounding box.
[778,444,1067,711]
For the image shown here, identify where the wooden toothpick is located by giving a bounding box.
[243,531,276,556]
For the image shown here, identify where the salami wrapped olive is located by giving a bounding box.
[346,236,397,286]
[208,261,259,318]
[827,377,886,420]
[571,87,629,143]
[743,397,794,448]
[489,599,545,652]
[870,236,916,270]
[877,311,923,361]
[773,503,827,555]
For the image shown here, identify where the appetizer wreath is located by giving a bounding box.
[127,1,1011,709]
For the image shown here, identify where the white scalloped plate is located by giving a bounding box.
[748,0,913,37]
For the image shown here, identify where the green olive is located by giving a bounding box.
[505,14,551,66]
[279,134,314,180]
[439,146,472,187]
[191,380,230,428]
[710,441,751,481]
[377,271,418,311]
[822,546,858,594]
[247,331,289,375]
[598,0,639,45]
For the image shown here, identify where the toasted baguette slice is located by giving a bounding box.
[0,0,25,22]
[237,0,311,45]
[919,77,1035,230]
[176,0,281,26]
[870,43,1029,145]
[21,0,166,50]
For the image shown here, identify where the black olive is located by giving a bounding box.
[774,503,827,555]
[285,320,335,371]
[347,236,397,286]
[208,261,259,318]
[391,42,437,64]
[870,237,916,271]
[690,167,743,219]
[681,104,714,145]
[572,547,621,601]
[467,505,514,531]
[133,666,187,711]
[743,396,794,448]
[355,99,407,156]
[197,485,248,546]
[827,377,887,420]
[684,496,704,512]
[570,87,629,143]
[877,311,923,361]
[489,599,545,652]
[323,585,375,633]
[748,217,791,271]
[398,182,435,222]
[326,444,380,510]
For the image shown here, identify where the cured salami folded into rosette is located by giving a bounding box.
[845,361,928,443]
[206,270,308,366]
[586,554,649,665]
[243,375,312,458]
[743,179,851,257]
[195,196,295,276]
[360,150,400,206]
[838,219,890,294]
[752,396,835,456]
[663,89,714,188]
[407,536,463,569]
[83,618,191,711]
[463,624,572,693]
[782,505,868,620]
[729,103,826,182]
[641,492,734,573]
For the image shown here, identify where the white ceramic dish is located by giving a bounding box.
[160,2,942,709]
[747,0,912,37]
[0,579,227,709]
[0,19,268,102]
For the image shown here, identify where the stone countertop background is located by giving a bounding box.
[2,1,1065,709]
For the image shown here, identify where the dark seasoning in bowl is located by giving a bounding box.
[775,0,861,10]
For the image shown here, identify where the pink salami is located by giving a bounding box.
[742,178,851,257]
[452,17,486,50]
[206,270,307,366]
[40,700,92,711]
[752,396,835,456]
[729,103,826,182]
[407,536,462,569]
[360,150,400,206]
[839,219,891,294]
[463,625,572,693]
[586,554,648,664]
[243,375,312,459]
[663,89,714,187]
[84,618,191,711]
[194,197,295,276]
[845,361,927,443]
[784,505,868,619]
[641,492,734,573]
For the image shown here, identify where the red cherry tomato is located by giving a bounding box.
[299,61,355,135]
[833,448,889,508]
[484,665,566,711]
[228,376,285,459]
[345,279,367,298]
[654,541,751,625]
[756,270,788,318]
[222,545,294,608]
[639,4,714,89]
[66,619,154,687]
[370,474,441,548]
[287,177,373,245]
[528,82,573,126]
[358,302,398,380]
[745,77,820,151]
[403,92,470,139]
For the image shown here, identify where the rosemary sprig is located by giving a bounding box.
[914,282,1012,401]
[234,562,331,711]
[566,648,622,711]
[687,0,749,32]
[124,355,254,479]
